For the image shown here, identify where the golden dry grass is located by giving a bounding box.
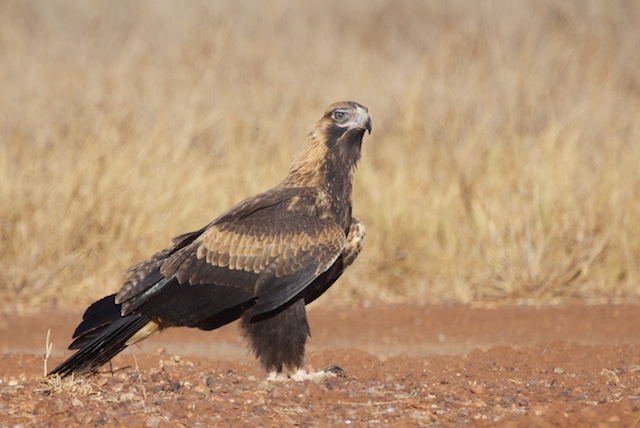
[1,0,639,309]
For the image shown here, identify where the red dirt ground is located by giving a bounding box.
[2,302,640,427]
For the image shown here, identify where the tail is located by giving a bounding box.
[48,294,158,377]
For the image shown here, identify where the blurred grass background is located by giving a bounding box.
[1,0,639,310]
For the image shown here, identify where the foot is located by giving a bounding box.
[266,366,346,382]
[266,371,289,382]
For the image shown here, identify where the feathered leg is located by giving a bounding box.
[241,297,310,375]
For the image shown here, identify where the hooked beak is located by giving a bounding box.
[356,105,372,134]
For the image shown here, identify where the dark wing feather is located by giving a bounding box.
[54,314,151,376]
[70,294,126,344]
[49,294,153,377]
[213,186,315,223]
[115,186,346,327]
[133,280,255,327]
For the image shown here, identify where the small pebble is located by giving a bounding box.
[205,376,215,388]
[193,384,207,393]
[530,405,548,416]
[256,381,272,391]
[410,410,423,419]
[470,384,483,394]
[146,416,161,428]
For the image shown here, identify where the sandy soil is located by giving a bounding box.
[2,302,640,427]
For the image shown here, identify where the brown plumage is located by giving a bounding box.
[49,101,371,378]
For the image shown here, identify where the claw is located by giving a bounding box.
[323,365,346,377]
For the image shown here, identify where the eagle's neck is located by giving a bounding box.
[283,129,362,228]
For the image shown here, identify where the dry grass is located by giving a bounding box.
[1,0,639,309]
[36,374,98,398]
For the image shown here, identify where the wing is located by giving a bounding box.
[115,187,346,328]
[303,216,365,305]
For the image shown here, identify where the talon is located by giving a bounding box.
[323,365,345,377]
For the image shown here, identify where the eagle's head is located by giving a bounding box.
[285,101,371,190]
[315,101,371,171]
[320,101,372,143]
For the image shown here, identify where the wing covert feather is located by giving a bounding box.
[117,187,346,322]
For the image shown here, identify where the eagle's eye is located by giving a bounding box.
[331,109,349,123]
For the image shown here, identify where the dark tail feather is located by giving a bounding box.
[48,294,152,377]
